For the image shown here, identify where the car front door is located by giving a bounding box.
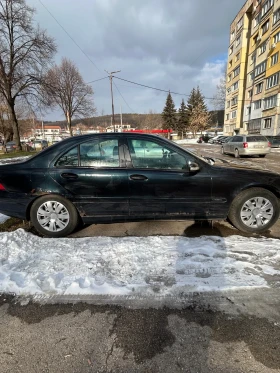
[124,136,212,219]
[51,136,129,218]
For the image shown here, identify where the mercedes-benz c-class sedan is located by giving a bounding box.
[0,133,279,237]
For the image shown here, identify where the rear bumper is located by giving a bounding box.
[0,192,36,220]
[239,148,271,155]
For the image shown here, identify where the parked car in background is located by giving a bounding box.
[266,136,280,148]
[0,133,279,237]
[5,141,17,152]
[31,140,48,150]
[208,135,225,144]
[217,136,231,144]
[221,135,271,158]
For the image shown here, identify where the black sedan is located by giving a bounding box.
[0,133,279,237]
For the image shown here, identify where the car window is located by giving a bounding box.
[246,136,267,142]
[56,146,79,167]
[127,139,189,170]
[80,139,120,167]
[234,136,243,142]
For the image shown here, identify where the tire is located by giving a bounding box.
[30,195,79,237]
[228,188,280,234]
[234,149,240,158]
[259,154,266,158]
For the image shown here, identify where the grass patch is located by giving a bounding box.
[0,151,36,159]
[0,217,41,236]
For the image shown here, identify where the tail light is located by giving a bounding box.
[243,142,248,148]
[0,183,5,191]
[268,142,271,147]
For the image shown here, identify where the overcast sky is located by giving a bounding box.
[27,0,245,121]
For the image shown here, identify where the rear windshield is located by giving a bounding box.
[246,136,268,142]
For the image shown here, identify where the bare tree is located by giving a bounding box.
[142,110,163,130]
[188,103,211,137]
[44,58,96,136]
[0,0,56,150]
[212,73,226,110]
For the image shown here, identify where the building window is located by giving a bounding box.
[253,34,259,45]
[256,82,263,94]
[231,110,237,119]
[253,100,262,109]
[263,118,272,128]
[227,87,231,95]
[246,106,251,115]
[231,96,238,106]
[235,52,240,62]
[274,31,280,43]
[262,20,269,35]
[263,94,277,109]
[254,13,261,26]
[227,100,230,108]
[233,81,239,91]
[259,41,267,55]
[227,74,232,82]
[236,36,241,47]
[226,114,229,120]
[248,89,253,98]
[250,53,256,65]
[271,52,279,66]
[229,46,233,55]
[266,72,279,89]
[255,61,267,76]
[233,65,240,77]
[236,17,243,30]
[261,0,274,18]
[229,60,232,68]
[231,31,235,40]
[273,7,280,24]
[250,72,254,81]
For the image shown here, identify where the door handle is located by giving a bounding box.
[61,172,78,180]
[130,174,148,181]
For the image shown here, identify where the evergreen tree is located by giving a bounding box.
[186,86,210,137]
[177,99,188,139]
[162,92,177,131]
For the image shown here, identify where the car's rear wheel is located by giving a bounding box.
[234,149,240,158]
[228,188,279,233]
[30,195,79,237]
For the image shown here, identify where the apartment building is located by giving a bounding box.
[224,0,280,136]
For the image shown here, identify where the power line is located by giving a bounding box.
[87,76,108,84]
[37,0,103,74]
[113,80,135,113]
[113,76,189,97]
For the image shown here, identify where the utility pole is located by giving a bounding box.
[120,105,123,132]
[105,70,121,132]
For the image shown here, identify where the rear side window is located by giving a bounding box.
[234,136,243,142]
[56,146,79,166]
[246,136,267,142]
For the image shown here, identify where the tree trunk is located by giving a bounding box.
[7,100,22,151]
[66,111,73,137]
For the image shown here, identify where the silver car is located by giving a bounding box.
[221,135,271,158]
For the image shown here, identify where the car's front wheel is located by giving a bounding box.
[30,195,79,237]
[228,188,279,233]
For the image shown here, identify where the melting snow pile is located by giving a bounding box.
[0,229,279,297]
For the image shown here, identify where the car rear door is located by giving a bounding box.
[124,136,212,219]
[51,135,130,218]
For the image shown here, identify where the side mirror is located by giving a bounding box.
[188,161,200,173]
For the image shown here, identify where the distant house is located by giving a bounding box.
[33,125,67,141]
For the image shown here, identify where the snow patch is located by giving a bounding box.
[0,214,10,224]
[0,229,279,297]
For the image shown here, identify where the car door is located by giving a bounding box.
[51,135,129,218]
[124,136,212,219]
[226,136,238,154]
